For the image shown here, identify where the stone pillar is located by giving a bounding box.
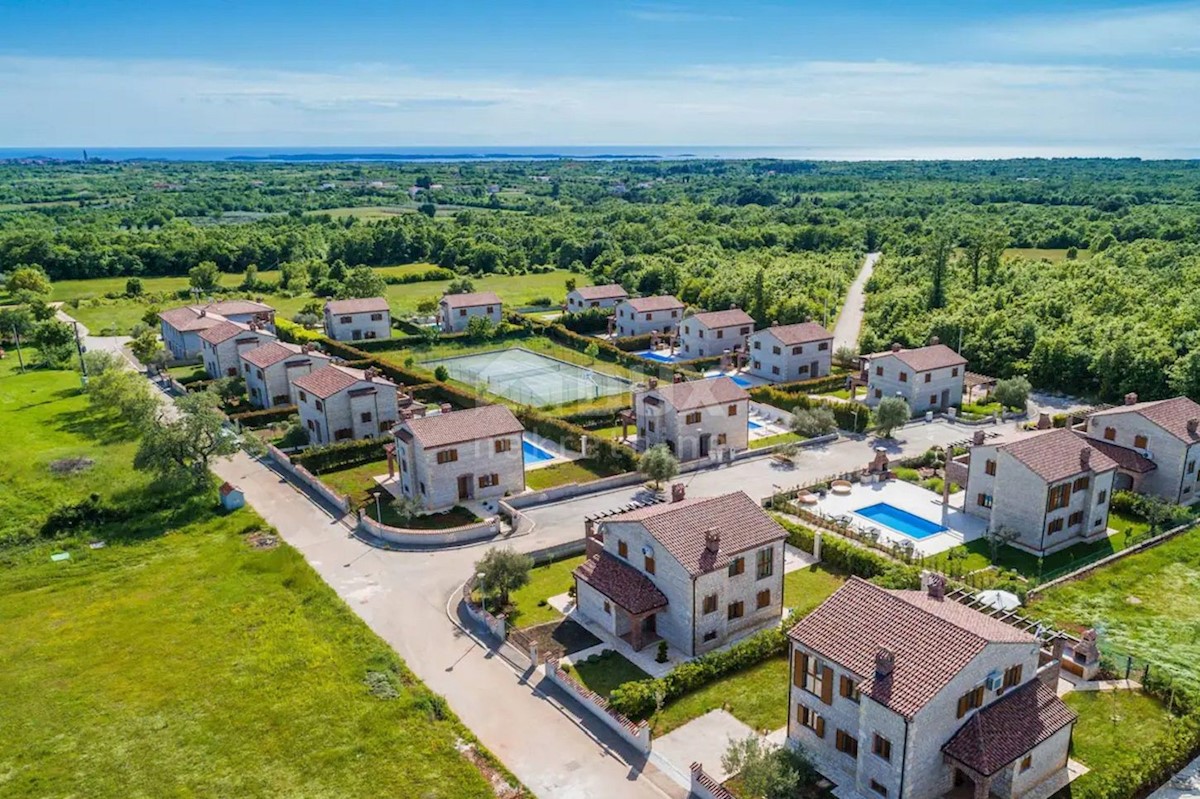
[386,446,396,478]
[813,530,822,562]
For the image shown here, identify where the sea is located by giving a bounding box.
[3,145,1192,163]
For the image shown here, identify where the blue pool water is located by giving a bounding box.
[748,420,765,431]
[854,503,947,540]
[729,375,753,388]
[637,350,684,364]
[523,440,555,465]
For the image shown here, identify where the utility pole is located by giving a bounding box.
[11,326,25,372]
[71,321,88,387]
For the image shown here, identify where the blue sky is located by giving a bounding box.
[2,1,1199,155]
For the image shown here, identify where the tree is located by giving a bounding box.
[564,277,577,293]
[0,305,33,340]
[1169,350,1200,400]
[447,277,475,295]
[721,736,814,799]
[129,328,166,366]
[434,365,450,382]
[7,266,52,297]
[473,547,533,607]
[790,406,837,437]
[188,260,221,292]
[389,495,425,521]
[833,345,857,369]
[926,233,953,310]
[418,202,437,218]
[279,260,309,291]
[87,366,158,427]
[873,396,910,437]
[291,311,320,328]
[639,444,678,488]
[30,319,75,367]
[125,277,144,297]
[416,297,439,315]
[584,341,600,363]
[341,266,387,298]
[133,389,239,485]
[991,376,1032,411]
[466,315,497,342]
[239,264,261,291]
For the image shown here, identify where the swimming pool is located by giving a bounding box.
[749,420,765,431]
[523,439,556,465]
[854,503,948,540]
[637,349,684,364]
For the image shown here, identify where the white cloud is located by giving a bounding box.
[1,54,1198,156]
[979,2,1200,57]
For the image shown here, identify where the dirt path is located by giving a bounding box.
[832,251,881,353]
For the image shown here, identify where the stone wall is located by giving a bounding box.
[265,444,351,513]
[545,663,651,754]
[689,763,736,799]
[357,510,499,547]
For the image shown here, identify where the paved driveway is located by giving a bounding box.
[832,251,881,353]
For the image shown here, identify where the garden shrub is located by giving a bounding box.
[230,405,297,428]
[559,307,612,334]
[292,438,389,472]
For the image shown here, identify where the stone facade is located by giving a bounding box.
[747,324,834,383]
[392,422,525,511]
[241,346,332,408]
[566,285,628,311]
[202,327,276,379]
[323,300,392,342]
[294,368,399,445]
[678,310,755,359]
[614,297,684,338]
[438,292,502,333]
[1084,398,1200,506]
[861,344,966,415]
[633,377,749,461]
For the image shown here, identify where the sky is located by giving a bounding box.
[1,0,1199,156]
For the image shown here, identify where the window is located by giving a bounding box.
[339,316,352,323]
[924,372,932,383]
[874,388,882,399]
[370,313,384,321]
[793,345,803,355]
[985,459,997,476]
[1073,475,1090,492]
[740,327,750,335]
[1068,511,1084,527]
[458,308,467,317]
[957,686,985,718]
[1020,755,1032,773]
[870,779,888,797]
[772,366,780,375]
[419,482,426,494]
[647,419,656,432]
[836,729,859,758]
[929,395,937,406]
[875,365,883,376]
[802,655,826,697]
[977,493,993,509]
[1134,434,1149,449]
[702,594,717,614]
[478,474,499,488]
[818,342,829,351]
[603,601,611,614]
[772,345,781,355]
[717,433,727,445]
[314,399,323,411]
[899,371,908,383]
[243,364,250,374]
[360,412,373,423]
[1047,483,1071,511]
[436,449,459,464]
[756,589,771,609]
[1188,460,1196,475]
[685,411,702,425]
[872,734,892,762]
[1097,490,1108,505]
[298,390,308,402]
[952,367,960,377]
[644,554,656,574]
[1104,426,1116,441]
[727,404,738,416]
[618,540,628,558]
[1002,664,1023,690]
[703,630,717,642]
[1048,518,1064,535]
[495,438,512,453]
[798,705,825,737]
[728,557,745,577]
[753,340,761,350]
[715,330,722,339]
[756,547,774,579]
[727,601,744,620]
[840,675,861,703]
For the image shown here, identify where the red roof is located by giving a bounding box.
[440,291,502,309]
[788,578,1035,719]
[240,341,321,369]
[943,679,1076,776]
[624,295,684,313]
[757,322,833,346]
[689,308,755,330]
[644,376,748,411]
[573,284,628,301]
[292,364,394,399]
[203,299,274,316]
[199,320,251,345]
[1081,437,1157,474]
[865,344,967,372]
[1000,429,1117,483]
[1090,396,1200,445]
[325,297,390,314]
[574,552,668,614]
[158,306,223,332]
[605,492,786,577]
[399,405,524,449]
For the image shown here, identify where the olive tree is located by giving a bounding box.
[639,443,678,488]
[873,396,911,438]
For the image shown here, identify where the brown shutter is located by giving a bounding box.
[794,652,808,688]
[839,675,851,698]
[1014,665,1024,685]
[957,694,968,718]
[820,666,834,705]
[815,716,826,738]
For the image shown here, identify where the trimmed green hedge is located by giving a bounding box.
[291,437,389,472]
[382,267,456,284]
[559,307,612,334]
[613,334,652,352]
[230,405,297,428]
[775,516,920,588]
[515,408,637,472]
[750,386,869,433]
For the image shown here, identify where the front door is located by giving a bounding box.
[941,388,950,408]
[352,329,362,340]
[457,474,472,501]
[699,433,712,458]
[811,360,819,377]
[642,614,657,635]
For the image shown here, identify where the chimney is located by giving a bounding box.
[440,402,452,414]
[1037,412,1051,430]
[891,342,902,353]
[805,315,813,323]
[199,309,207,317]
[874,648,895,680]
[1124,392,1139,406]
[1080,447,1091,468]
[972,430,985,446]
[671,482,686,502]
[1188,418,1198,436]
[929,335,940,346]
[704,528,720,554]
[926,573,946,601]
[674,372,685,383]
[648,377,658,389]
[363,368,374,382]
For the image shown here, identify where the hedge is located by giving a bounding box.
[750,386,869,433]
[759,373,848,396]
[613,334,652,352]
[230,404,297,428]
[382,267,456,284]
[515,408,638,472]
[559,307,612,334]
[275,318,325,344]
[291,437,390,472]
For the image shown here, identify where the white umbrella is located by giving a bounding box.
[976,589,1021,612]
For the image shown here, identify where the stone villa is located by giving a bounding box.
[1082,394,1200,506]
[566,284,628,311]
[574,491,786,656]
[323,297,391,342]
[678,307,755,359]
[614,295,685,338]
[747,321,834,383]
[633,376,749,461]
[859,341,966,415]
[292,364,399,444]
[438,291,503,333]
[158,299,276,360]
[199,319,277,379]
[239,341,333,408]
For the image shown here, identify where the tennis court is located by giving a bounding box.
[423,347,633,406]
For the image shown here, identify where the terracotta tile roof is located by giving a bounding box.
[624,295,684,313]
[788,578,1036,719]
[574,552,668,614]
[399,405,524,449]
[645,376,749,411]
[943,679,1076,776]
[1000,429,1117,483]
[605,492,786,577]
[198,320,251,345]
[440,291,502,309]
[292,364,394,399]
[1090,396,1200,445]
[757,322,832,346]
[324,297,390,314]
[241,341,301,368]
[574,284,628,301]
[158,306,224,332]
[1082,438,1157,474]
[203,299,274,316]
[689,308,755,330]
[865,344,967,372]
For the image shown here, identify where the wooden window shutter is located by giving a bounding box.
[957,694,968,718]
[815,716,826,738]
[794,652,808,688]
[840,675,851,698]
[820,666,834,705]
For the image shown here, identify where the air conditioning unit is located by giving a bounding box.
[642,545,654,557]
[985,671,1003,691]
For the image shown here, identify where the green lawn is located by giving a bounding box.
[650,657,790,736]
[567,650,650,698]
[1063,689,1179,794]
[318,457,390,507]
[750,431,805,449]
[525,459,622,491]
[1107,507,1151,539]
[382,269,587,315]
[783,564,848,616]
[507,555,586,629]
[1029,528,1200,695]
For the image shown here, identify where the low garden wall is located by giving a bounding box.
[505,471,647,509]
[690,763,736,799]
[461,574,508,640]
[525,538,587,565]
[546,663,651,754]
[357,510,500,548]
[265,444,351,514]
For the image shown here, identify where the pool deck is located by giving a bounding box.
[810,479,988,556]
[522,431,577,471]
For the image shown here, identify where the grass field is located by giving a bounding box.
[650,657,789,736]
[525,459,622,491]
[567,651,651,699]
[507,555,586,629]
[783,564,847,616]
[318,457,390,508]
[1028,528,1200,695]
[1063,689,1179,794]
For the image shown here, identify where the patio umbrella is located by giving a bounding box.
[976,589,1021,612]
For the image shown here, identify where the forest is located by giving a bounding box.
[2,156,1199,402]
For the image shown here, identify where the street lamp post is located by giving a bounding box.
[477,571,487,613]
